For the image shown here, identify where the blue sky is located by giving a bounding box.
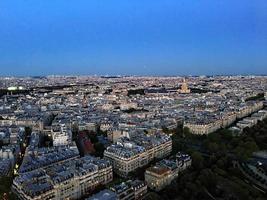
[0,0,266,76]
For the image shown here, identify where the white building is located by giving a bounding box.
[52,124,72,146]
[104,132,172,177]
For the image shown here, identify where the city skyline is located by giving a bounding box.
[1,75,266,199]
[0,0,267,76]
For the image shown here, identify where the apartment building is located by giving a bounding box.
[104,132,172,177]
[109,180,147,200]
[13,156,113,200]
[51,124,72,146]
[145,152,191,191]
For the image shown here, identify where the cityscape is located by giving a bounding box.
[1,1,267,200]
[0,76,266,199]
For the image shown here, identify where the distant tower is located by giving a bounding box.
[82,94,88,108]
[179,78,190,94]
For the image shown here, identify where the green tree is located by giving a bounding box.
[198,169,218,194]
[144,192,162,200]
[94,142,105,157]
[235,140,259,161]
[191,151,204,170]
[88,133,98,143]
[183,127,191,137]
[175,124,184,136]
[207,142,219,153]
[71,123,79,141]
[0,176,17,200]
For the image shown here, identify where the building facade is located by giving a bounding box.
[104,132,172,177]
[13,156,113,200]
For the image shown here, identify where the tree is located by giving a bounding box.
[183,127,191,137]
[175,124,183,136]
[127,89,145,96]
[220,129,233,141]
[207,142,219,153]
[96,124,101,135]
[93,142,105,157]
[144,192,162,200]
[198,169,218,194]
[24,126,32,137]
[207,132,221,143]
[162,126,169,134]
[216,157,227,169]
[95,125,108,137]
[235,140,259,161]
[71,123,79,141]
[245,93,264,101]
[191,151,204,170]
[87,133,98,143]
[0,176,17,200]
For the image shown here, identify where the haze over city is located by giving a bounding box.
[0,0,267,76]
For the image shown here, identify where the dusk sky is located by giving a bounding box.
[0,0,266,76]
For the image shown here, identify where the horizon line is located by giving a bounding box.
[1,73,267,78]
